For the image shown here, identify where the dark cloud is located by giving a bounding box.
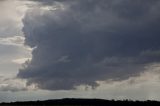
[18,0,160,90]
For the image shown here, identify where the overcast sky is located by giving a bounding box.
[1,0,160,102]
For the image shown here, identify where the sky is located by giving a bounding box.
[1,0,160,102]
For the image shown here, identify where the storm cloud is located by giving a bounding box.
[18,0,160,90]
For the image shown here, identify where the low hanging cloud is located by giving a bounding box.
[18,0,160,90]
[0,76,36,92]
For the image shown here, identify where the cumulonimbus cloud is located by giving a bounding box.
[17,0,160,90]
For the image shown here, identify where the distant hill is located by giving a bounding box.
[1,98,160,106]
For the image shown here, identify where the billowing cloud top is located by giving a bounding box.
[18,0,160,90]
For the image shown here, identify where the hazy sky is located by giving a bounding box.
[1,0,160,102]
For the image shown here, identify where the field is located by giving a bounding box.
[0,98,160,106]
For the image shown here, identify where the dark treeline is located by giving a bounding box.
[0,98,160,106]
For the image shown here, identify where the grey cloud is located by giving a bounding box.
[18,0,160,90]
[0,76,27,92]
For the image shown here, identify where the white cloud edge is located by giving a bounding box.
[12,57,32,64]
[0,36,24,46]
